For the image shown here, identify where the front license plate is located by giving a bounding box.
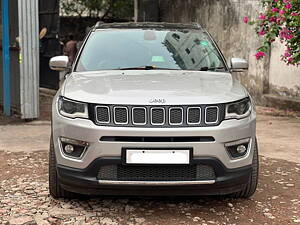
[125,149,190,164]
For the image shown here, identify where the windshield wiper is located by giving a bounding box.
[200,66,226,71]
[117,66,180,70]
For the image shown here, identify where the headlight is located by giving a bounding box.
[225,97,252,119]
[58,97,88,119]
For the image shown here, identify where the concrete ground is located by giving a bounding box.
[0,107,299,224]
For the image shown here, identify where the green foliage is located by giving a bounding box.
[244,0,300,66]
[60,0,134,20]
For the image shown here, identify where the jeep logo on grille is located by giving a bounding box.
[149,98,166,104]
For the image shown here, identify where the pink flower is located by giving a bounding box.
[291,12,299,16]
[274,0,279,2]
[280,28,294,40]
[283,0,290,3]
[285,3,292,9]
[284,51,291,58]
[279,10,285,15]
[276,18,282,24]
[258,29,267,36]
[259,14,266,20]
[269,17,277,22]
[272,8,279,12]
[243,16,249,24]
[255,51,266,60]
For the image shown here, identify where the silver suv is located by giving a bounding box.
[49,22,258,199]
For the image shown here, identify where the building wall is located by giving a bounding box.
[158,0,300,104]
[269,40,300,98]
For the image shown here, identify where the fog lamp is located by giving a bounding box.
[60,137,89,159]
[236,145,247,154]
[225,138,250,159]
[64,144,74,154]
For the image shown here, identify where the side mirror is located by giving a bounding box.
[230,58,248,72]
[49,56,69,71]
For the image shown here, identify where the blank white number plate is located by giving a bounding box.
[126,149,190,164]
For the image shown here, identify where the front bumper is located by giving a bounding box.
[57,157,252,196]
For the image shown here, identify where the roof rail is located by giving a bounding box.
[94,22,203,30]
[191,23,202,29]
[95,21,105,28]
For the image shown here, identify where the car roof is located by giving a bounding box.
[94,22,203,31]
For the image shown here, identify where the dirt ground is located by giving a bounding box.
[0,107,299,225]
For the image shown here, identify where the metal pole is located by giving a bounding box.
[1,0,11,116]
[134,0,138,22]
[18,0,39,119]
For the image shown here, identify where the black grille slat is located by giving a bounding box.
[151,108,165,125]
[132,108,146,124]
[188,107,201,124]
[114,107,128,124]
[169,108,183,124]
[206,107,218,123]
[100,136,215,142]
[96,106,110,123]
[97,165,215,181]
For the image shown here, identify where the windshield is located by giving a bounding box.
[75,29,227,72]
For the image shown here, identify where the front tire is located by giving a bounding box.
[230,138,259,198]
[49,135,77,199]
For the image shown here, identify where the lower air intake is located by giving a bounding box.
[97,164,215,181]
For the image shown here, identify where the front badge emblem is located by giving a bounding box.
[149,98,166,104]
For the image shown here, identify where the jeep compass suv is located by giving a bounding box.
[49,22,258,198]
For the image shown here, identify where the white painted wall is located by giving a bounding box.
[269,40,300,96]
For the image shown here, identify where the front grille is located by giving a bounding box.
[92,104,225,127]
[187,107,201,124]
[132,107,146,125]
[96,106,110,123]
[151,108,165,125]
[169,107,183,125]
[98,164,216,181]
[206,106,219,124]
[114,107,128,124]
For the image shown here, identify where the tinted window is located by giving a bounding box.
[75,29,226,72]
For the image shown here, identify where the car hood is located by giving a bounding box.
[62,70,248,105]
